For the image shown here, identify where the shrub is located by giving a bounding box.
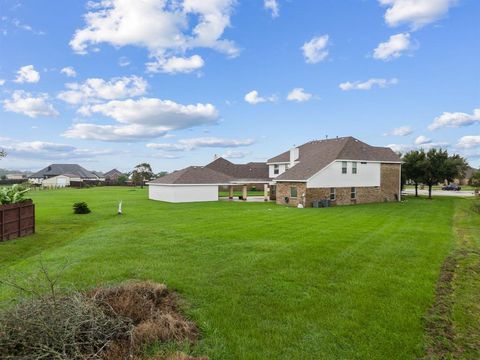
[0,184,30,205]
[73,202,91,214]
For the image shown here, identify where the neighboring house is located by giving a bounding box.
[453,166,478,186]
[148,136,402,206]
[92,171,106,181]
[5,174,26,180]
[149,166,233,203]
[104,168,124,183]
[41,174,82,188]
[29,164,99,185]
[268,137,401,207]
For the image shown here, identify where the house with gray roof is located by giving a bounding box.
[148,136,402,206]
[29,164,100,185]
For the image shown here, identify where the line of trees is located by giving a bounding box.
[402,148,468,199]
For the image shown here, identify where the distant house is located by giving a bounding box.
[41,174,82,188]
[29,164,99,185]
[104,169,124,183]
[5,174,26,180]
[454,166,478,186]
[148,136,401,206]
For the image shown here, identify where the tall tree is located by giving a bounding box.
[132,163,153,189]
[0,149,6,159]
[470,171,480,189]
[402,150,426,197]
[421,149,468,199]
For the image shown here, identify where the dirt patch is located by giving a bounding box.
[0,281,206,360]
[91,281,201,359]
[423,255,457,358]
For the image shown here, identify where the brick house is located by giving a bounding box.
[148,136,401,205]
[267,137,401,207]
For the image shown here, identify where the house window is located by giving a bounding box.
[342,161,347,174]
[330,187,336,201]
[290,186,298,198]
[352,162,357,174]
[274,164,279,175]
[351,187,356,199]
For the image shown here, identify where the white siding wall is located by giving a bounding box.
[149,184,219,203]
[268,163,289,178]
[41,175,71,188]
[307,161,381,188]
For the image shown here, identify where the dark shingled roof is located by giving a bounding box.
[273,137,401,181]
[205,157,270,181]
[148,166,233,185]
[104,168,123,177]
[29,164,98,179]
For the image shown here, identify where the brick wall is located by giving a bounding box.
[275,182,307,206]
[277,163,401,207]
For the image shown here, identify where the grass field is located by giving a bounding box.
[1,187,479,359]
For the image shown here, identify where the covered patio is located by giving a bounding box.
[220,182,275,202]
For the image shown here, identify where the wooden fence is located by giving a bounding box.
[0,201,35,241]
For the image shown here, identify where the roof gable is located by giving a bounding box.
[205,157,269,181]
[149,166,233,185]
[30,164,97,179]
[275,137,400,181]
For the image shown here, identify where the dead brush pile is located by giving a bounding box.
[0,280,206,360]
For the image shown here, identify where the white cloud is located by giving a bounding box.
[60,66,77,77]
[3,91,58,118]
[339,78,398,91]
[457,136,480,149]
[373,33,412,61]
[146,55,205,74]
[64,97,219,141]
[0,79,5,86]
[414,135,431,145]
[147,137,254,151]
[379,0,457,30]
[388,138,449,153]
[14,65,40,83]
[1,139,111,160]
[383,126,413,136]
[70,0,238,72]
[302,35,329,64]
[63,123,168,142]
[118,56,130,67]
[244,90,276,105]
[286,88,312,102]
[428,108,480,130]
[58,75,148,105]
[221,150,252,159]
[264,0,279,18]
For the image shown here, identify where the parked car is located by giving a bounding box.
[442,183,461,191]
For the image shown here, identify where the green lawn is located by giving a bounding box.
[218,190,264,197]
[0,187,478,359]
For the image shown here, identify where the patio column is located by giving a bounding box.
[228,185,234,200]
[242,185,248,201]
[264,183,269,202]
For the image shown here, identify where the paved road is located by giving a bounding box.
[403,189,476,197]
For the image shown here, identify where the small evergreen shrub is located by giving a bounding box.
[73,202,91,214]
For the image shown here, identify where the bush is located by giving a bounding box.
[0,184,30,205]
[0,279,204,360]
[73,202,91,214]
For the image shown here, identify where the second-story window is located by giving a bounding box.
[342,161,347,174]
[274,164,279,175]
[352,162,357,174]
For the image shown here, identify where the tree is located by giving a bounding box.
[470,171,480,189]
[0,149,6,159]
[402,150,426,197]
[156,171,168,178]
[132,163,153,189]
[116,174,128,185]
[421,149,468,199]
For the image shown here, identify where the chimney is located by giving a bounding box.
[290,146,299,167]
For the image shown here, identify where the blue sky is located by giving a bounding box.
[0,0,479,173]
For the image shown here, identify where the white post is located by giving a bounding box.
[242,185,248,201]
[264,184,269,202]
